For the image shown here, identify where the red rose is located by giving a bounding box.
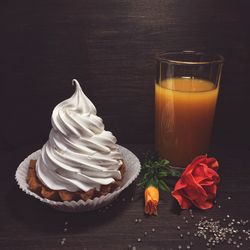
[172,155,220,210]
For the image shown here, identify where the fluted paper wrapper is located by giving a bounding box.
[15,145,141,212]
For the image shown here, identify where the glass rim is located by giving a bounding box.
[156,50,224,65]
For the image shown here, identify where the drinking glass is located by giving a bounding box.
[155,51,224,167]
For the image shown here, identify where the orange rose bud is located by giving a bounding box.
[144,185,159,215]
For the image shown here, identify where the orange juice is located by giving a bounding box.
[155,77,219,167]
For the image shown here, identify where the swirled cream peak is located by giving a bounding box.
[36,79,123,192]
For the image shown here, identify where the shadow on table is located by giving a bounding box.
[5,181,138,234]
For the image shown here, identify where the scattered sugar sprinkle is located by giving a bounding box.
[193,214,250,248]
[60,238,66,246]
[128,245,136,250]
[126,196,250,250]
[134,218,142,224]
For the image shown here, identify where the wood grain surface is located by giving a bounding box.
[1,144,250,250]
[1,0,250,150]
[1,1,250,249]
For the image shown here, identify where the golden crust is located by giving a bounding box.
[27,159,126,202]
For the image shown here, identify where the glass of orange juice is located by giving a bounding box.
[155,51,224,168]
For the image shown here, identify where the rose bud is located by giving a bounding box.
[145,185,159,215]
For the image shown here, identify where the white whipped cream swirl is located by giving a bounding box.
[36,79,123,192]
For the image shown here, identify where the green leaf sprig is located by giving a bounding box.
[138,151,181,192]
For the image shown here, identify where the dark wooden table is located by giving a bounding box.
[1,0,250,249]
[1,144,250,250]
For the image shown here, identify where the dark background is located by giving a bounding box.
[1,0,250,153]
[1,1,250,250]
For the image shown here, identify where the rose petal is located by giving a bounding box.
[191,155,208,165]
[172,178,187,192]
[182,183,207,202]
[172,155,220,211]
[203,184,217,200]
[200,179,215,186]
[195,165,220,185]
[192,163,211,183]
[190,155,207,167]
[205,157,219,170]
[193,198,214,210]
[171,190,192,209]
[182,173,208,199]
[181,155,207,176]
[206,167,220,184]
[181,163,195,176]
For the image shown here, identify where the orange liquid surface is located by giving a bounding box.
[155,77,219,167]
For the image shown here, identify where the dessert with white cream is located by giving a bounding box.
[27,79,125,201]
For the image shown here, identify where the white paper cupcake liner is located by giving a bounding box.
[15,145,141,212]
